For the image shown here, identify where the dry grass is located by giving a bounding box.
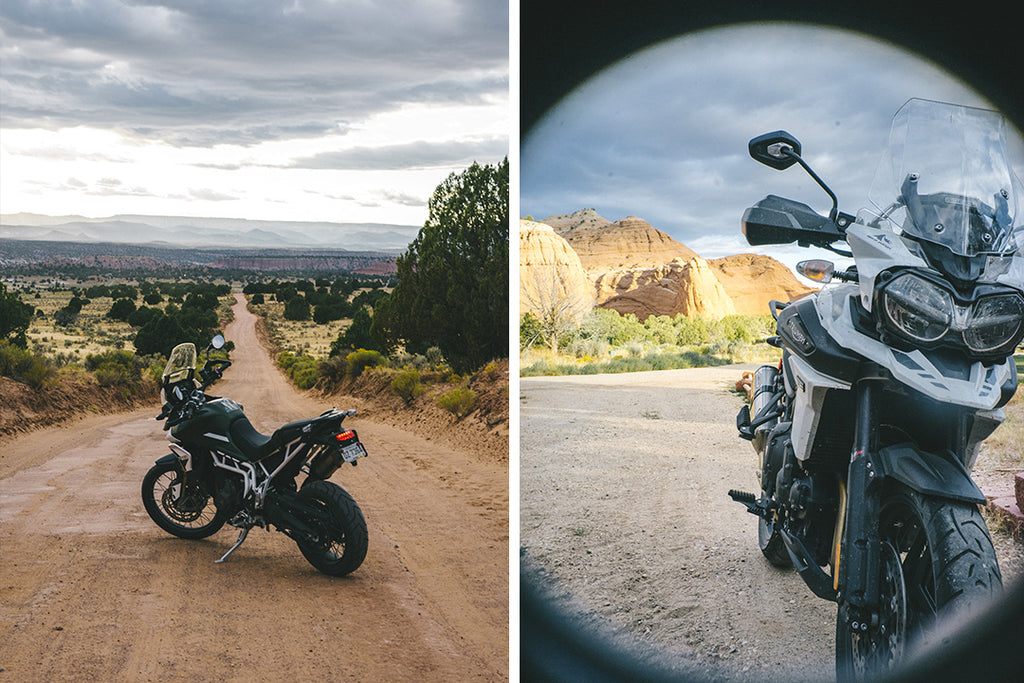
[974,381,1024,491]
[14,277,235,363]
[23,288,138,361]
[248,299,349,359]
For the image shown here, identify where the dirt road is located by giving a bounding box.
[520,367,1023,682]
[0,294,508,681]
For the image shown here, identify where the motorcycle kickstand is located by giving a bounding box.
[215,527,250,564]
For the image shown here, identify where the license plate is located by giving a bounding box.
[340,442,367,463]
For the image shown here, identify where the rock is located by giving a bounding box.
[596,256,737,321]
[541,208,614,233]
[708,254,817,315]
[553,214,698,272]
[519,219,594,318]
[521,210,821,323]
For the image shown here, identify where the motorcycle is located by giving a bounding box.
[142,334,369,576]
[728,98,1021,678]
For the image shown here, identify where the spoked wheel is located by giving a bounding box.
[142,461,225,539]
[836,485,1001,681]
[295,480,368,576]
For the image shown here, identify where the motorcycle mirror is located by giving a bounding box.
[796,259,835,284]
[210,334,225,350]
[749,131,802,170]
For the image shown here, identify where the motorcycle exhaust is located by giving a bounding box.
[751,364,780,453]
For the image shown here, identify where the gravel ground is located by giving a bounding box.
[519,364,1024,682]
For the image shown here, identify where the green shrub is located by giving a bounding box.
[283,296,311,321]
[317,356,348,387]
[391,369,425,404]
[481,361,501,381]
[426,346,444,366]
[94,362,131,386]
[277,351,319,389]
[0,341,34,377]
[291,363,319,390]
[0,342,57,389]
[85,349,136,373]
[21,358,58,390]
[346,349,386,378]
[437,386,477,418]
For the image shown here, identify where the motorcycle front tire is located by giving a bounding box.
[758,509,793,568]
[835,484,1002,681]
[295,479,368,577]
[142,460,226,539]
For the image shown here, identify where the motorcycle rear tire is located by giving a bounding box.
[295,480,368,577]
[835,484,1002,681]
[142,461,226,539]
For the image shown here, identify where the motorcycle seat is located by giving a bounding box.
[229,414,341,462]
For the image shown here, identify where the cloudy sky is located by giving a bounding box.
[521,22,1024,271]
[0,0,508,227]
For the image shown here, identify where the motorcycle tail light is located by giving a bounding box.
[963,293,1024,353]
[335,430,357,443]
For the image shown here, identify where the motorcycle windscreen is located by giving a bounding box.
[161,343,197,403]
[868,98,1024,257]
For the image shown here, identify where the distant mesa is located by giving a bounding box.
[520,211,816,322]
[0,212,415,274]
[0,212,418,251]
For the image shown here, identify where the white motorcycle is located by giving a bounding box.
[729,98,1022,679]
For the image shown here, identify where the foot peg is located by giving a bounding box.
[216,527,250,563]
[728,489,770,517]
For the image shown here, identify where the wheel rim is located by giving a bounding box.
[153,471,218,529]
[881,496,936,633]
[302,498,347,560]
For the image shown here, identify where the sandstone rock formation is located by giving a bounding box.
[595,256,737,320]
[518,219,594,319]
[550,213,698,272]
[708,254,817,315]
[519,211,819,324]
[541,208,613,233]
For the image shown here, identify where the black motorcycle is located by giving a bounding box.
[142,335,368,576]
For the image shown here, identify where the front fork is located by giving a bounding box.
[837,363,886,628]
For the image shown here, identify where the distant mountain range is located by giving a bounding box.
[0,213,419,251]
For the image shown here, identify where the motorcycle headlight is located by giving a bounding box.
[881,273,952,343]
[879,271,1024,357]
[963,293,1024,353]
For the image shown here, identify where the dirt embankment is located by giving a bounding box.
[249,303,509,464]
[0,375,155,439]
[0,293,509,682]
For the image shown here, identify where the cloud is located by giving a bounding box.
[287,138,508,170]
[377,190,426,207]
[0,0,508,147]
[188,188,237,202]
[521,23,1007,248]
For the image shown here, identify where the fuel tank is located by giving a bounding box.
[171,397,247,458]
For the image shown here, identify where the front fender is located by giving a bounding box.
[155,453,180,467]
[875,443,986,505]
